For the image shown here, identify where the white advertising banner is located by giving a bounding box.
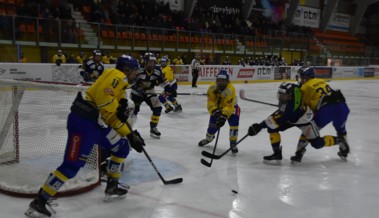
[287,4,320,28]
[1,63,376,84]
[195,65,275,82]
[332,67,362,78]
[0,63,53,81]
[327,13,351,32]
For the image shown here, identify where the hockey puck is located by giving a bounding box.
[231,190,238,194]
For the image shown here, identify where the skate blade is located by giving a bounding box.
[103,194,127,202]
[25,208,49,218]
[263,159,282,165]
[337,152,348,161]
[150,133,161,139]
[291,160,300,165]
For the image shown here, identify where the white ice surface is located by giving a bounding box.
[1,79,379,218]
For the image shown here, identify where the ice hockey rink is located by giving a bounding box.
[1,79,379,218]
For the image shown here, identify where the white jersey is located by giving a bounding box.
[191,59,200,70]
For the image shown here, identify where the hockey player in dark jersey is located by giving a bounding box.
[130,52,169,139]
[79,50,105,82]
[247,82,347,165]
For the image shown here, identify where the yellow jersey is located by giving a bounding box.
[85,68,132,137]
[161,65,175,83]
[52,54,66,63]
[207,82,237,118]
[300,78,332,111]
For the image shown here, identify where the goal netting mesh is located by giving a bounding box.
[0,79,100,197]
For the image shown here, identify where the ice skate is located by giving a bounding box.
[337,135,350,160]
[198,138,212,147]
[230,142,238,154]
[290,147,306,165]
[103,178,129,202]
[174,104,182,112]
[150,127,161,139]
[164,105,174,113]
[263,147,282,165]
[25,197,56,218]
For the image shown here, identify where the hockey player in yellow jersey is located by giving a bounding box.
[158,57,182,113]
[198,70,240,153]
[291,67,350,163]
[25,55,145,218]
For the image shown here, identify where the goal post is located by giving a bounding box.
[0,79,100,197]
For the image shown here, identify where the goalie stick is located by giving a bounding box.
[141,146,183,185]
[201,134,249,160]
[200,129,221,167]
[239,89,277,107]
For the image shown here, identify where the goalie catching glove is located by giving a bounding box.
[127,130,145,153]
[248,123,262,136]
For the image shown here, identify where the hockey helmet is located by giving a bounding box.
[93,50,102,56]
[116,55,139,72]
[216,69,230,82]
[144,52,156,62]
[277,82,301,107]
[160,57,168,67]
[144,52,156,70]
[298,67,315,79]
[216,69,229,90]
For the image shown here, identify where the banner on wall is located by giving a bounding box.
[314,67,332,78]
[333,67,361,78]
[0,63,375,84]
[195,0,242,15]
[194,65,275,82]
[364,68,375,77]
[327,13,351,32]
[286,4,320,28]
[0,63,50,81]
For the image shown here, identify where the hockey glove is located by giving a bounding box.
[116,98,129,123]
[211,109,222,117]
[248,123,262,136]
[216,115,227,128]
[127,130,145,153]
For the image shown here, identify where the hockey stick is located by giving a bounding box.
[201,134,249,160]
[177,92,207,96]
[200,129,221,167]
[141,146,183,185]
[239,89,277,107]
[124,122,183,185]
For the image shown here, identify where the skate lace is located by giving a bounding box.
[46,198,58,215]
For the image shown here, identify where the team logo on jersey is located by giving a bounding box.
[68,134,82,161]
[104,88,115,96]
[0,68,6,76]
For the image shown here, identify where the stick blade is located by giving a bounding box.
[164,178,183,185]
[201,151,221,160]
[201,158,212,167]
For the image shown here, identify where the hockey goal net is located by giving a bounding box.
[0,79,100,197]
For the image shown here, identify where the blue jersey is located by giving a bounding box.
[132,68,167,94]
[263,86,312,130]
[81,59,105,81]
